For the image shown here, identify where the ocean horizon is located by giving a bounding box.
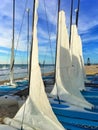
[0,64,55,82]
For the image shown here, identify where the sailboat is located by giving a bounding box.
[69,0,98,104]
[4,0,30,88]
[70,25,98,105]
[0,0,21,107]
[75,31,98,99]
[52,22,98,128]
[4,0,17,87]
[50,1,93,109]
[48,1,98,129]
[0,0,65,130]
[49,0,98,105]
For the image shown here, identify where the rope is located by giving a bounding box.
[8,0,29,129]
[43,0,55,65]
[20,101,27,130]
[19,0,36,129]
[14,0,28,64]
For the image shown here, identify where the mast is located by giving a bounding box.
[10,0,15,84]
[69,0,73,46]
[54,0,61,104]
[26,8,30,76]
[75,0,80,27]
[28,0,36,89]
[54,0,60,82]
[20,1,36,129]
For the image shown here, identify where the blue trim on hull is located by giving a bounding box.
[52,104,98,121]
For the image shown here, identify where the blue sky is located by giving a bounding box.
[0,0,98,64]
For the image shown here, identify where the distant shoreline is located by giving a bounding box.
[0,65,98,85]
[85,65,98,75]
[0,78,25,85]
[0,71,54,85]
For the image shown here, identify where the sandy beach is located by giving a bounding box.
[85,65,98,75]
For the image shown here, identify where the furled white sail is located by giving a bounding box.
[0,125,17,130]
[70,25,86,91]
[4,0,17,88]
[78,35,86,85]
[51,11,93,109]
[51,11,72,96]
[3,0,65,130]
[10,40,14,85]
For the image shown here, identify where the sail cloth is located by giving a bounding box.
[3,0,65,130]
[70,25,86,91]
[51,11,72,96]
[78,35,86,84]
[0,125,17,130]
[51,11,93,109]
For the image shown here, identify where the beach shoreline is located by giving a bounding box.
[85,65,98,75]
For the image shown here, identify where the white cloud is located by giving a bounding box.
[82,35,98,43]
[1,0,98,64]
[38,0,58,26]
[38,26,56,41]
[79,20,98,34]
[0,49,9,54]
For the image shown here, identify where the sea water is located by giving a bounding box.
[0,64,55,82]
[0,64,54,96]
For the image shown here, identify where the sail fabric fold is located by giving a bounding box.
[0,125,17,130]
[70,25,86,91]
[51,11,93,109]
[51,11,72,96]
[3,0,65,130]
[78,35,86,84]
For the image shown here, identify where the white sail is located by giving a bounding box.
[4,0,17,87]
[3,0,65,130]
[69,25,93,108]
[9,0,16,87]
[51,11,72,96]
[70,25,86,91]
[78,35,86,85]
[10,39,14,85]
[51,11,93,109]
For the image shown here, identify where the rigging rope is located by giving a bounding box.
[14,0,28,65]
[7,0,29,129]
[20,0,36,129]
[43,0,55,65]
[20,100,27,130]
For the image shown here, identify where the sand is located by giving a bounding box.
[0,78,26,124]
[85,65,98,75]
[0,105,18,124]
